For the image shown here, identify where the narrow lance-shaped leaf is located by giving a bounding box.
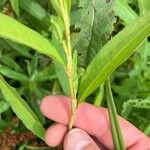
[115,0,149,70]
[114,0,138,24]
[0,13,64,65]
[0,65,28,81]
[4,39,32,58]
[0,55,23,72]
[78,12,150,102]
[54,62,70,96]
[137,0,150,65]
[0,75,45,139]
[106,79,125,149]
[50,0,61,15]
[51,34,69,95]
[19,0,50,29]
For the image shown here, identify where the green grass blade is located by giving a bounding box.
[0,75,45,139]
[78,13,150,102]
[0,13,64,65]
[106,78,125,150]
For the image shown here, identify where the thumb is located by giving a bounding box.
[64,128,100,150]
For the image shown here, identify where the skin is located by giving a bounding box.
[40,95,150,150]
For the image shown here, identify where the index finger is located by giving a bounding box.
[40,95,150,149]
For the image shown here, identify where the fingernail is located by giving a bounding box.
[67,129,91,150]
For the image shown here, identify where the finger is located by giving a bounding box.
[75,103,150,149]
[40,96,150,149]
[128,137,150,150]
[64,128,100,150]
[44,123,67,147]
[40,95,70,124]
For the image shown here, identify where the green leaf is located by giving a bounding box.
[70,9,81,26]
[0,75,45,139]
[54,62,70,96]
[4,39,32,58]
[106,79,125,149]
[0,13,64,65]
[0,0,6,6]
[51,15,64,42]
[137,0,150,65]
[50,0,60,14]
[138,0,150,15]
[93,83,104,106]
[52,32,66,63]
[19,0,50,29]
[73,0,115,66]
[0,55,23,72]
[122,98,150,118]
[0,119,9,132]
[144,125,150,136]
[115,0,149,71]
[112,78,138,98]
[65,0,71,13]
[51,0,71,15]
[78,13,150,102]
[26,53,38,78]
[0,100,10,113]
[35,66,56,82]
[114,0,138,24]
[10,0,20,16]
[0,65,28,81]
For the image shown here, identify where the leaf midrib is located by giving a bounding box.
[79,21,150,101]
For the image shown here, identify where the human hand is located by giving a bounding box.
[40,96,150,150]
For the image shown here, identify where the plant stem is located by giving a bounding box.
[58,0,77,129]
[25,146,49,150]
[105,78,125,150]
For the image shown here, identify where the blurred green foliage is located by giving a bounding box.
[0,0,150,149]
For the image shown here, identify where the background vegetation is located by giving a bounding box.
[0,0,150,149]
